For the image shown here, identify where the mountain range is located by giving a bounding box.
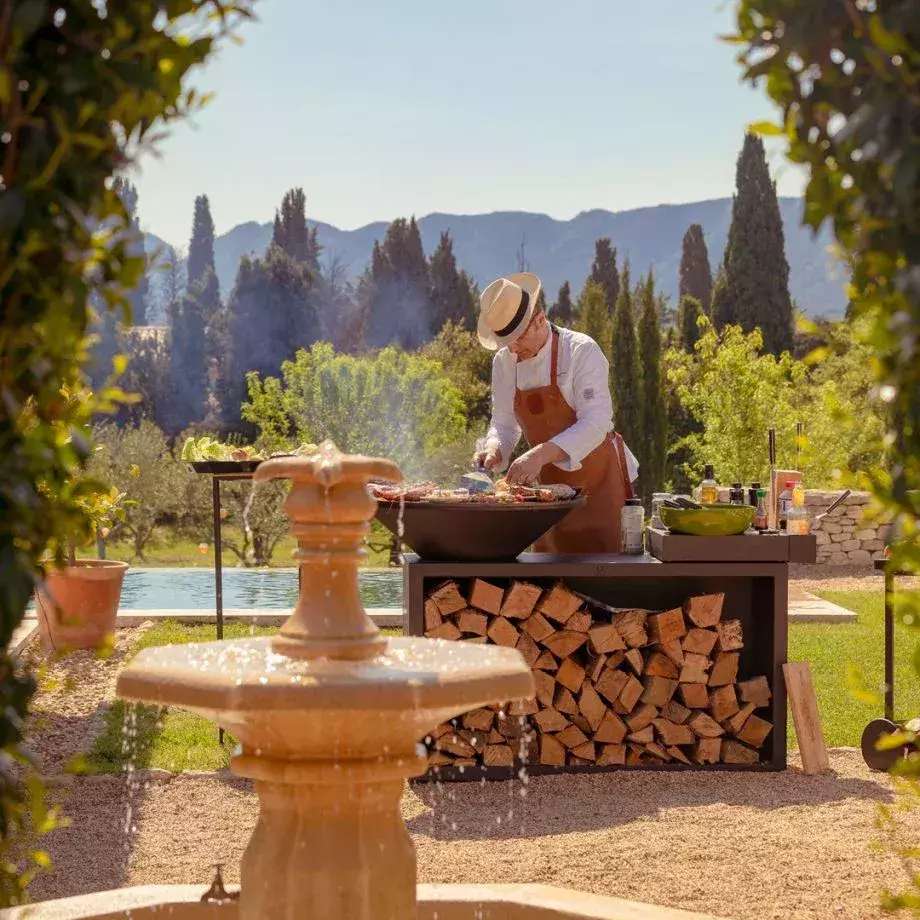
[146,197,848,321]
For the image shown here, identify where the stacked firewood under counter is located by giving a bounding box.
[423,578,773,770]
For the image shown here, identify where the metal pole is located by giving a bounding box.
[885,562,895,722]
[212,476,225,746]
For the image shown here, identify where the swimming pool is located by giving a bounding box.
[33,567,403,611]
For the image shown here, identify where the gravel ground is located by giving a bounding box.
[792,572,917,594]
[25,751,920,920]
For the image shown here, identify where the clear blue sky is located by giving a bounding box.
[135,0,803,247]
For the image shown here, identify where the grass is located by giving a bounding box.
[89,621,402,774]
[790,589,920,747]
[89,588,919,772]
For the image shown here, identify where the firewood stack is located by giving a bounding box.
[422,578,773,770]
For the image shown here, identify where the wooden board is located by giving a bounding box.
[783,662,829,774]
[647,527,816,564]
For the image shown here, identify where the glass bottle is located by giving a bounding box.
[778,480,796,531]
[650,492,670,531]
[700,465,718,505]
[787,481,810,535]
[748,482,762,507]
[621,499,645,554]
[729,482,745,505]
[754,488,768,532]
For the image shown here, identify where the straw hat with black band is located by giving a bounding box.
[477,272,543,351]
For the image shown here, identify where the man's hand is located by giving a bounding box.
[473,446,502,471]
[506,442,567,485]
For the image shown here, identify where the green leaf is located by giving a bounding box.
[748,120,783,137]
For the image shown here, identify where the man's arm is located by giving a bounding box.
[483,352,521,472]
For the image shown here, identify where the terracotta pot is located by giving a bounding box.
[35,560,129,652]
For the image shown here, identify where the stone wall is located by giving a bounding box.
[806,490,887,567]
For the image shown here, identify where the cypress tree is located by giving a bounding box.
[272,187,321,273]
[677,294,704,352]
[535,288,548,314]
[166,293,208,433]
[637,271,666,507]
[187,194,216,293]
[719,133,794,355]
[588,237,620,318]
[552,281,574,326]
[428,231,476,330]
[678,224,713,315]
[575,282,611,360]
[112,177,148,325]
[711,264,732,329]
[610,262,643,452]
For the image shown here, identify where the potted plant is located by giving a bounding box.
[34,484,132,653]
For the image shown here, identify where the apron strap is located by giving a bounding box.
[550,326,560,387]
[613,432,634,500]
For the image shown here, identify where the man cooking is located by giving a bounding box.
[473,272,638,554]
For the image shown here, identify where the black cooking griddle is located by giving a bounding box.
[375,495,586,561]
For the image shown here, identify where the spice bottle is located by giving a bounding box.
[621,499,645,555]
[754,488,768,531]
[778,480,795,531]
[729,482,745,505]
[787,482,810,535]
[748,482,762,507]
[700,465,718,505]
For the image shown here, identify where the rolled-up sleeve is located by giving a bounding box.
[550,341,613,472]
[485,352,521,472]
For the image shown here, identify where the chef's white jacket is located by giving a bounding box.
[485,325,640,479]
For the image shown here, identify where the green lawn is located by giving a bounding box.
[791,589,920,747]
[90,590,918,773]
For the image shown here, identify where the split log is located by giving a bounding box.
[571,741,597,761]
[426,621,462,641]
[555,686,580,716]
[606,650,626,671]
[457,609,488,636]
[653,719,695,746]
[533,671,556,708]
[597,743,627,766]
[667,746,692,765]
[645,742,671,761]
[556,657,586,694]
[618,674,645,713]
[626,746,646,767]
[725,702,756,735]
[430,723,453,741]
[678,682,710,709]
[647,608,687,644]
[453,759,477,767]
[500,581,543,620]
[594,710,628,744]
[691,737,721,765]
[588,624,626,654]
[488,729,505,744]
[522,612,555,643]
[612,610,649,647]
[708,652,740,687]
[533,708,570,733]
[642,676,677,708]
[424,599,443,631]
[665,699,692,725]
[430,581,467,616]
[683,593,724,628]
[508,697,539,716]
[659,640,685,666]
[679,652,711,684]
[722,739,759,765]
[539,581,583,625]
[626,702,659,732]
[585,652,607,683]
[624,649,645,676]
[437,734,477,758]
[716,619,744,652]
[627,725,655,744]
[567,609,594,633]
[578,682,608,732]
[515,632,541,667]
[541,630,588,659]
[486,617,520,648]
[428,753,453,767]
[645,651,679,679]
[540,733,567,766]
[682,628,718,656]
[496,711,528,740]
[737,676,772,707]
[709,684,740,722]
[483,743,514,767]
[534,650,559,672]
[737,714,773,749]
[458,728,487,753]
[463,637,488,645]
[570,713,594,735]
[688,711,724,739]
[462,709,495,732]
[556,724,591,750]
[595,669,629,705]
[469,579,505,615]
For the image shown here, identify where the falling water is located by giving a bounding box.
[241,480,261,566]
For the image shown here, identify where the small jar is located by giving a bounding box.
[650,492,670,531]
[621,498,645,555]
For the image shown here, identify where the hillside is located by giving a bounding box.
[146,198,848,319]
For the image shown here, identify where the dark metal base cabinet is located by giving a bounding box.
[403,553,788,780]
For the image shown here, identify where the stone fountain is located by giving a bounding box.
[115,443,535,920]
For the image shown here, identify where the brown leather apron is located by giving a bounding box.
[514,326,632,554]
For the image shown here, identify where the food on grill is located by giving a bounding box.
[368,480,577,505]
[181,437,317,463]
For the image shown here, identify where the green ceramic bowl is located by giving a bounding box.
[659,502,756,536]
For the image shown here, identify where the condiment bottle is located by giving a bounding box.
[778,480,796,531]
[754,488,768,531]
[729,482,745,505]
[787,481,810,535]
[621,499,645,555]
[748,481,762,507]
[700,465,718,505]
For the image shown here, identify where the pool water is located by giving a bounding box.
[34,568,403,611]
